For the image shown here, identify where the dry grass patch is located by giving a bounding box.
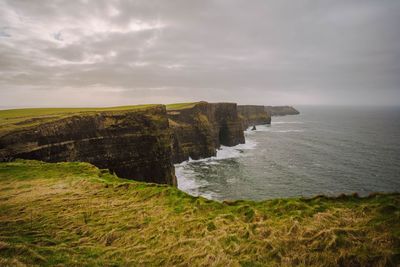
[0,160,399,266]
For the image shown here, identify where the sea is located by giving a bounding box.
[175,106,400,201]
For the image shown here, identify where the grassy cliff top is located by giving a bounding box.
[0,104,158,135]
[0,160,399,266]
[0,102,213,134]
[166,102,199,110]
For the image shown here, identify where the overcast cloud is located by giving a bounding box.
[0,0,399,107]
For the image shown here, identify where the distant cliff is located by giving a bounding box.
[168,102,245,163]
[0,105,177,185]
[237,105,271,129]
[264,106,300,116]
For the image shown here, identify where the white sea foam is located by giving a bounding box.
[175,138,257,197]
[176,166,206,190]
[175,165,218,199]
[215,139,257,159]
[244,129,256,135]
[175,139,257,166]
[175,159,209,195]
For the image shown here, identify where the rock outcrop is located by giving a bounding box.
[168,102,245,163]
[237,105,271,129]
[264,106,300,116]
[0,105,177,185]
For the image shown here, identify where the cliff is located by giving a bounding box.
[0,105,176,185]
[264,106,300,116]
[237,105,271,129]
[1,160,398,266]
[167,102,245,163]
[0,101,247,184]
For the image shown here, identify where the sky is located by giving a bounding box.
[0,0,400,108]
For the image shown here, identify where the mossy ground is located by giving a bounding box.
[0,160,399,266]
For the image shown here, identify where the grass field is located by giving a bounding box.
[0,102,201,135]
[0,104,158,135]
[0,160,399,266]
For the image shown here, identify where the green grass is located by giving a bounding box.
[0,104,158,135]
[166,102,199,110]
[0,102,200,136]
[0,160,399,266]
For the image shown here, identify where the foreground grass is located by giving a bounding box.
[0,104,157,135]
[0,160,399,266]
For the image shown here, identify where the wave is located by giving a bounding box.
[176,123,302,197]
[175,138,257,197]
[175,139,257,166]
[176,167,206,190]
[175,163,218,199]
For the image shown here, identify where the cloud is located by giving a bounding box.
[0,0,400,107]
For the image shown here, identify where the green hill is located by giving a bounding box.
[0,160,399,266]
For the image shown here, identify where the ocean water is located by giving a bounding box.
[175,106,400,201]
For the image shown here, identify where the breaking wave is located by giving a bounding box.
[175,138,257,197]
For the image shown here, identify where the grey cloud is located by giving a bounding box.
[0,0,400,107]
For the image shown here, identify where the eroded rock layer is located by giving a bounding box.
[168,102,245,163]
[237,105,271,129]
[0,105,176,185]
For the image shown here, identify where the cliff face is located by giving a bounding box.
[237,105,271,129]
[168,102,245,163]
[0,105,176,185]
[0,101,250,185]
[264,106,300,116]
